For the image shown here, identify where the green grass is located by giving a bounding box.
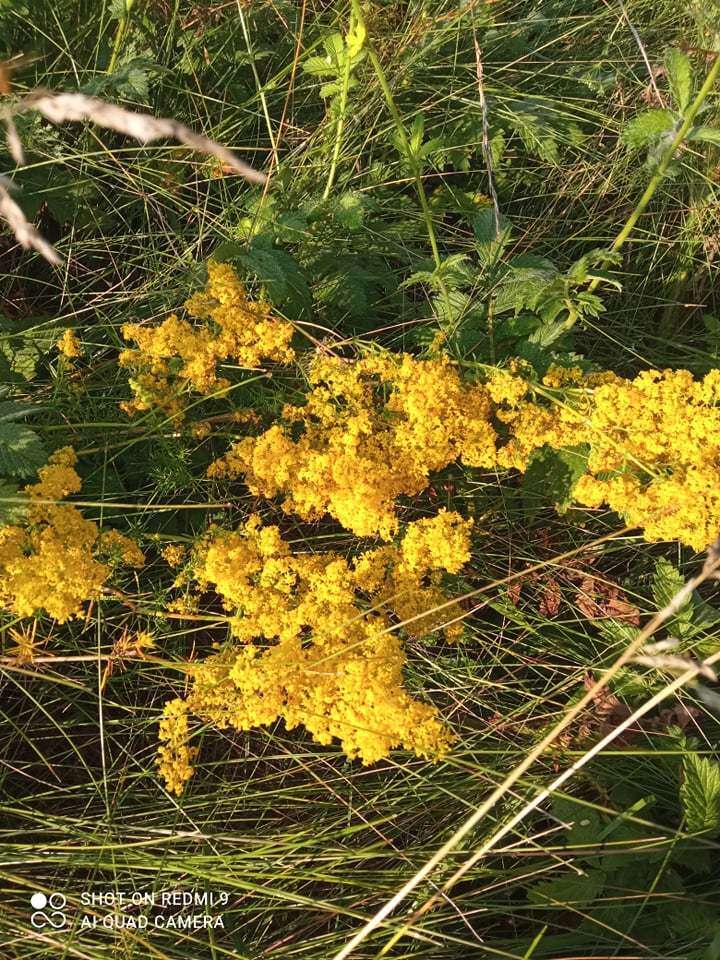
[2,0,720,957]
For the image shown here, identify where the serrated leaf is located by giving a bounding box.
[238,246,312,319]
[621,109,676,149]
[347,19,366,58]
[552,795,604,845]
[652,557,693,636]
[472,208,512,268]
[0,401,40,422]
[665,48,693,112]
[528,868,605,906]
[522,445,589,517]
[312,253,394,327]
[681,753,720,836]
[0,424,47,478]
[0,481,27,524]
[493,261,558,316]
[302,56,338,78]
[332,191,366,230]
[320,81,343,99]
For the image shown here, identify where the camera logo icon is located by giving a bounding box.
[30,892,67,929]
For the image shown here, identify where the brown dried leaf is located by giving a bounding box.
[539,578,561,617]
[574,574,640,624]
[507,580,522,606]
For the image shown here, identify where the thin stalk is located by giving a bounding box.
[333,541,720,959]
[107,0,135,74]
[349,0,453,320]
[236,1,279,169]
[323,7,355,199]
[589,53,720,292]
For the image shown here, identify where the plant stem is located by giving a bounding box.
[107,0,135,74]
[236,1,279,169]
[350,0,453,322]
[323,6,355,200]
[589,53,720,293]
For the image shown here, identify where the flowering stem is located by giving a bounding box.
[589,53,720,293]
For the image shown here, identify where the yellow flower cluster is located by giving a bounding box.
[120,261,295,419]
[209,353,497,538]
[156,511,473,791]
[572,368,720,551]
[56,328,81,358]
[157,698,197,796]
[0,448,144,622]
[485,364,720,549]
[206,352,720,550]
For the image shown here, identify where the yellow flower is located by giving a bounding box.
[157,698,197,796]
[56,328,81,358]
[0,448,144,623]
[121,261,295,420]
[162,544,187,567]
[210,352,497,538]
[157,512,472,789]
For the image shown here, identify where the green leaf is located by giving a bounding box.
[0,423,47,478]
[312,253,394,327]
[665,48,693,112]
[681,753,720,836]
[472,208,512,268]
[0,401,41,422]
[652,558,693,635]
[238,247,312,319]
[528,868,605,907]
[687,125,720,145]
[522,445,588,517]
[552,795,604,845]
[332,191,367,231]
[0,480,27,524]
[302,55,337,78]
[621,109,676,149]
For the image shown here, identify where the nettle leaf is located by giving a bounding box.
[0,341,41,382]
[501,98,585,164]
[652,558,693,636]
[0,481,26,525]
[621,109,676,150]
[0,401,41,422]
[0,423,47,479]
[552,795,604,845]
[528,869,605,907]
[493,259,558,316]
[665,48,693,112]
[434,288,476,327]
[237,246,312,319]
[567,248,622,287]
[312,253,394,327]
[522,444,588,517]
[681,753,720,836]
[472,208,512,268]
[332,191,367,231]
[303,55,337,77]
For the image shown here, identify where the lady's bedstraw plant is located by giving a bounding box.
[6,262,720,792]
[106,262,720,792]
